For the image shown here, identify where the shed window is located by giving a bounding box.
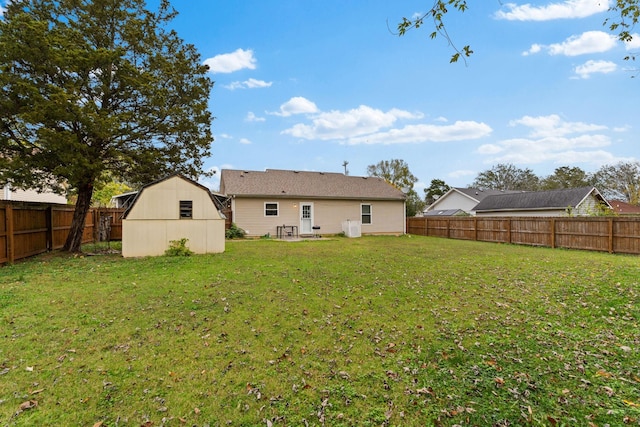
[180,200,193,219]
[361,204,372,224]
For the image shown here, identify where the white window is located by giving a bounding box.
[361,204,372,224]
[265,202,279,217]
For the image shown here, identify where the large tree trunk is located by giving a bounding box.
[62,182,94,252]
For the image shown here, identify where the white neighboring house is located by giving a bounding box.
[473,187,611,217]
[1,184,67,204]
[121,174,225,257]
[424,187,520,216]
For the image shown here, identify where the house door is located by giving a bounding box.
[300,203,313,235]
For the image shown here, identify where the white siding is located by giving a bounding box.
[232,197,404,237]
[1,186,67,204]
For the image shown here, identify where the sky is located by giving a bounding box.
[2,0,639,193]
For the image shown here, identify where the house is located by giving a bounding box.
[424,187,520,216]
[121,174,225,257]
[473,187,611,217]
[1,184,67,204]
[609,199,640,215]
[219,169,406,237]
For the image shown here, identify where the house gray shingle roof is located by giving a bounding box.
[453,187,522,202]
[220,169,405,200]
[473,187,605,212]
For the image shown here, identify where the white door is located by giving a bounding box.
[300,203,313,235]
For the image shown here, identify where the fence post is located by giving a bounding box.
[46,206,54,251]
[474,217,478,241]
[507,218,512,244]
[608,218,614,254]
[6,204,14,263]
[550,218,556,249]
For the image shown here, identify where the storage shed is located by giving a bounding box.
[122,174,225,257]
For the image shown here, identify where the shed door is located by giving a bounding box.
[300,203,313,235]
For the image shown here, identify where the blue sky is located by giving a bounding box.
[3,1,639,193]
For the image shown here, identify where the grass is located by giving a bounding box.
[1,235,639,426]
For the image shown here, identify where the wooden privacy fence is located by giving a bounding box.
[0,201,124,265]
[407,216,640,255]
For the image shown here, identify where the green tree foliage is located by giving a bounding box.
[540,166,594,190]
[367,159,418,192]
[424,178,451,205]
[405,189,426,217]
[398,1,639,63]
[471,163,540,191]
[367,159,419,216]
[91,180,133,207]
[593,161,640,204]
[0,0,214,252]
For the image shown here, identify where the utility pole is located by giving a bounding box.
[342,161,349,175]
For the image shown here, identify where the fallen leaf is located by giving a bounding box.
[30,388,44,395]
[93,422,104,427]
[18,400,38,411]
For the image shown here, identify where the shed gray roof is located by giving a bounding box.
[473,187,607,212]
[220,169,405,200]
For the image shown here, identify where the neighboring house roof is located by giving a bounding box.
[220,169,406,200]
[473,187,610,213]
[423,209,466,217]
[123,174,224,219]
[426,187,520,212]
[609,199,640,215]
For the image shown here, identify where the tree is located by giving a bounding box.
[367,159,418,216]
[398,1,639,63]
[91,180,133,207]
[0,0,213,252]
[405,189,426,217]
[424,178,450,205]
[471,163,540,191]
[367,159,418,192]
[593,161,640,204]
[540,166,593,190]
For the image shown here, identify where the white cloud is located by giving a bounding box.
[224,78,272,90]
[524,31,617,56]
[509,114,608,137]
[574,60,617,78]
[346,121,491,145]
[215,133,233,139]
[478,114,617,167]
[495,0,609,21]
[204,48,256,73]
[279,101,488,145]
[271,96,319,117]
[239,138,252,145]
[625,33,640,50]
[282,105,425,141]
[245,112,266,122]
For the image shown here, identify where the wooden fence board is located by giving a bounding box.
[407,215,640,255]
[1,201,124,265]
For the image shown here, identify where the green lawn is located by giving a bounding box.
[1,236,639,426]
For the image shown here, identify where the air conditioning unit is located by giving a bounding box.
[342,220,361,238]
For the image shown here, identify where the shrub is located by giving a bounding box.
[225,223,246,239]
[164,238,194,256]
